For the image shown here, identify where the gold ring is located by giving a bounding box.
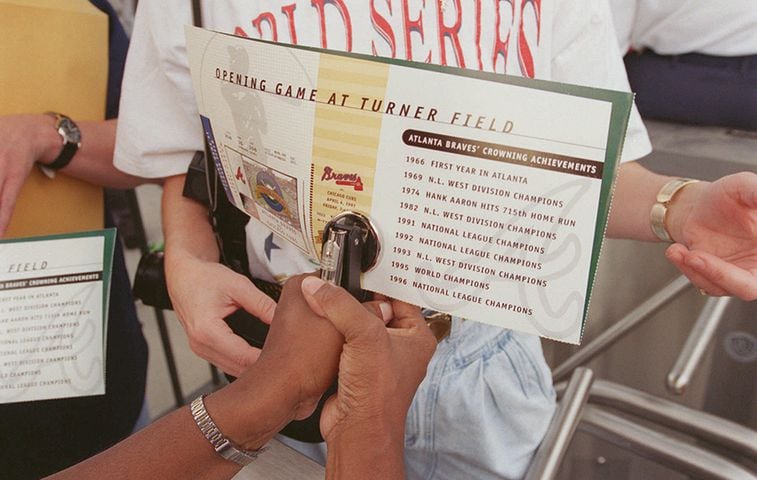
[698,288,708,296]
[425,312,452,342]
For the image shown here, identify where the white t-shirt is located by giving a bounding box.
[116,0,652,282]
[610,0,757,56]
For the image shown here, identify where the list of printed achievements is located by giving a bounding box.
[366,128,604,339]
[0,233,111,404]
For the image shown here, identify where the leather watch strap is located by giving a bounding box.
[47,140,79,170]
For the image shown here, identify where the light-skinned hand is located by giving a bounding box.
[165,254,277,377]
[666,172,757,300]
[0,114,59,236]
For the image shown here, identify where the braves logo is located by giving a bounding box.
[321,166,364,191]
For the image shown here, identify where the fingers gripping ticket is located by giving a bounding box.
[300,276,435,352]
[301,276,384,344]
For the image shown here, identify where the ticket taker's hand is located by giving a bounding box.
[663,172,757,300]
[204,274,394,451]
[43,274,419,479]
[300,277,437,479]
[258,274,395,420]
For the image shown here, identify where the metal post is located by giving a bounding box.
[580,406,757,480]
[553,275,691,382]
[667,296,732,395]
[524,368,595,480]
[555,379,757,459]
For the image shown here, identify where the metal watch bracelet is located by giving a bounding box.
[190,395,266,466]
[650,178,699,242]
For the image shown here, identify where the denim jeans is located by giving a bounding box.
[405,319,556,480]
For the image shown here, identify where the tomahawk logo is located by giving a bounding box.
[321,166,364,191]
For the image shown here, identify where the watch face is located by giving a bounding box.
[58,117,82,145]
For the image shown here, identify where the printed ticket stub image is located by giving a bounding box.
[186,26,634,344]
[0,230,115,404]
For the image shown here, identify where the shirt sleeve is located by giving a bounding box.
[550,0,652,163]
[607,0,637,54]
[114,0,204,178]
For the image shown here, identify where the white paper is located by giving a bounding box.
[0,235,108,403]
[186,27,632,344]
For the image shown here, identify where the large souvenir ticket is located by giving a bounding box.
[186,26,633,344]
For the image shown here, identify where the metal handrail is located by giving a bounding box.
[580,405,757,480]
[555,379,757,459]
[667,296,733,395]
[553,275,691,382]
[524,368,595,480]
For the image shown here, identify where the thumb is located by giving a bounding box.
[231,276,277,324]
[730,172,757,209]
[301,277,382,343]
[319,393,339,441]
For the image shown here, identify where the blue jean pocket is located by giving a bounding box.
[405,329,556,480]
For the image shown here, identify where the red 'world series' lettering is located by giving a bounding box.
[232,1,542,78]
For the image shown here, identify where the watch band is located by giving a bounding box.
[47,140,79,170]
[44,112,81,170]
[650,178,699,242]
[190,395,266,466]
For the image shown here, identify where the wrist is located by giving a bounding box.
[326,419,405,479]
[204,361,301,451]
[650,178,704,243]
[33,114,64,166]
[189,395,267,466]
[39,112,81,170]
[164,242,219,268]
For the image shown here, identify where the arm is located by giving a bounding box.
[608,162,757,300]
[161,174,277,376]
[607,161,670,242]
[36,117,145,189]
[48,274,384,480]
[0,114,149,236]
[45,364,289,480]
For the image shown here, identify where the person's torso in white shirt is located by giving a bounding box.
[116,0,651,282]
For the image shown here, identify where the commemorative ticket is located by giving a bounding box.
[186,26,633,343]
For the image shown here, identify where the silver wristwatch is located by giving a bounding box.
[190,395,266,466]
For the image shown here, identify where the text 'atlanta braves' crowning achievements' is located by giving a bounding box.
[186,26,634,344]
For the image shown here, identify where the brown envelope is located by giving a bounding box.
[0,0,108,238]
